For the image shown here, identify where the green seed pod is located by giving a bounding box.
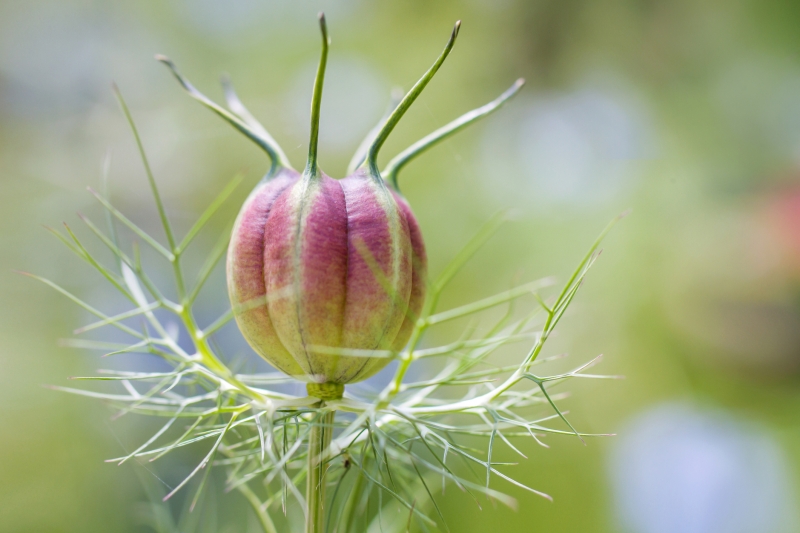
[159,15,523,398]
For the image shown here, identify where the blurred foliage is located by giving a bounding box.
[2,0,800,532]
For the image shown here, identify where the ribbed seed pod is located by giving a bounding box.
[251,167,414,383]
[159,15,522,396]
[226,168,303,378]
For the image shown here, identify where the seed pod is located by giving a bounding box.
[159,15,523,396]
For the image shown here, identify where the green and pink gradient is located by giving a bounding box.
[228,166,425,384]
[159,14,522,395]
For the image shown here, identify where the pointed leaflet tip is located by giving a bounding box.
[305,12,330,176]
[318,12,328,39]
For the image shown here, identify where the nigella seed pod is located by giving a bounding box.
[260,167,414,385]
[159,15,523,397]
[226,168,303,378]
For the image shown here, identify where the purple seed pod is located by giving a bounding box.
[158,15,523,397]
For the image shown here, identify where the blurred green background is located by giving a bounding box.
[3,0,800,531]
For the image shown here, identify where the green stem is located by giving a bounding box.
[338,470,364,533]
[237,482,278,533]
[182,307,265,402]
[306,410,335,533]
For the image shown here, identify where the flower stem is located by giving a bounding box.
[338,470,364,533]
[306,409,335,533]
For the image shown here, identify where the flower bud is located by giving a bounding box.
[160,16,523,394]
[229,166,425,384]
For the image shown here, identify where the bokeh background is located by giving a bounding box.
[3,0,800,531]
